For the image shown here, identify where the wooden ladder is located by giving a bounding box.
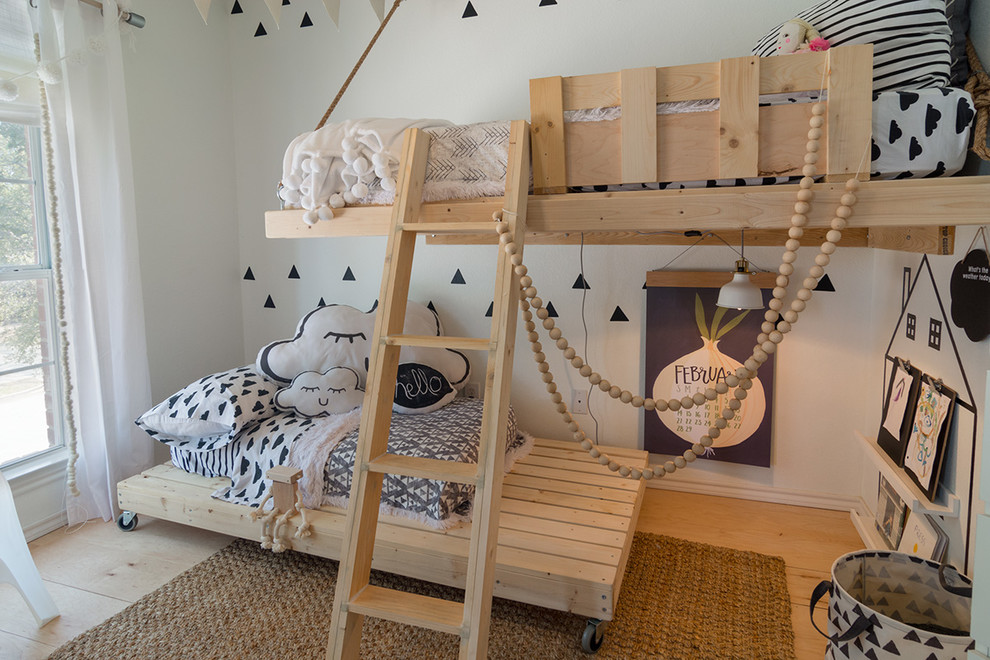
[327,120,531,660]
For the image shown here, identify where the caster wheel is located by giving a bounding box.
[581,618,605,653]
[116,511,138,532]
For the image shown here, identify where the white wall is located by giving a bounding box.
[864,228,989,570]
[120,2,987,540]
[124,1,245,420]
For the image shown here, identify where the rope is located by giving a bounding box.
[36,35,81,498]
[314,0,404,131]
[965,36,990,161]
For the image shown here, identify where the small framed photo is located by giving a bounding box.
[874,475,906,550]
[877,358,921,466]
[902,376,957,501]
[897,512,949,562]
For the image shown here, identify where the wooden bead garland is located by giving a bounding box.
[495,99,860,481]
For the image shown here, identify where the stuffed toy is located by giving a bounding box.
[775,18,830,54]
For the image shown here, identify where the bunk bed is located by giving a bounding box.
[117,44,990,654]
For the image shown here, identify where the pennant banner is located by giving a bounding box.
[322,0,340,27]
[369,0,385,22]
[200,0,383,29]
[194,0,212,24]
[263,0,281,26]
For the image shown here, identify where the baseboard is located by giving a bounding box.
[646,478,862,512]
[22,509,68,542]
[5,452,68,541]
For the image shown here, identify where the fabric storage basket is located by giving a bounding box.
[810,550,974,659]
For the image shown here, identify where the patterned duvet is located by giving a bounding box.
[170,398,531,528]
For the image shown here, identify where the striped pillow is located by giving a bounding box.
[753,0,952,93]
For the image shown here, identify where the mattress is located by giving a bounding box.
[169,397,532,528]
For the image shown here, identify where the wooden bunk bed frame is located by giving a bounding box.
[117,45,990,653]
[265,45,989,249]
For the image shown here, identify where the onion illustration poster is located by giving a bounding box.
[644,285,774,467]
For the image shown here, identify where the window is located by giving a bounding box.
[0,118,66,467]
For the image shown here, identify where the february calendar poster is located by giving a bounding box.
[644,285,774,467]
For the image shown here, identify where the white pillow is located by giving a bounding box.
[752,0,952,92]
[257,301,470,415]
[274,367,365,417]
[135,366,277,450]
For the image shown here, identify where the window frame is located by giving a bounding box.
[0,119,67,471]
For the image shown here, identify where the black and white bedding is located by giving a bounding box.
[169,398,532,529]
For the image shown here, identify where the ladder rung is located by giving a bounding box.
[348,585,464,635]
[385,334,492,352]
[399,222,494,234]
[366,453,479,484]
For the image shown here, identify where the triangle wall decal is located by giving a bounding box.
[343,266,356,281]
[462,1,478,17]
[300,12,313,27]
[264,295,276,309]
[539,0,558,5]
[451,269,466,284]
[545,301,559,318]
[814,273,836,292]
[318,297,326,307]
[427,301,438,313]
[288,265,300,279]
[610,306,629,322]
[485,301,493,317]
[243,267,255,280]
[254,23,268,37]
[231,0,243,14]
[572,273,591,289]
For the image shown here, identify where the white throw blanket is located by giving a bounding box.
[278,118,452,224]
[278,118,512,225]
[287,408,362,509]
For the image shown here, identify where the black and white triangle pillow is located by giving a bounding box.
[753,0,951,93]
[135,365,277,450]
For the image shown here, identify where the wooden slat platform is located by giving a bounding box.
[116,436,648,621]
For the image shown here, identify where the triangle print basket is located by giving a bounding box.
[810,550,975,659]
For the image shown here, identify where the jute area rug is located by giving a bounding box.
[51,532,796,659]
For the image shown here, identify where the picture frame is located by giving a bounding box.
[874,475,907,550]
[897,511,949,562]
[877,357,922,466]
[643,273,777,468]
[902,375,957,501]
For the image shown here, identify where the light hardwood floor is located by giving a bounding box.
[1,488,862,659]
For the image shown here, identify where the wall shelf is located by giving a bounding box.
[855,430,960,518]
[849,508,889,551]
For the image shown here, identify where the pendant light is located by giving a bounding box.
[716,230,764,310]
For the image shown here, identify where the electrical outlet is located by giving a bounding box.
[572,390,588,414]
[464,382,482,399]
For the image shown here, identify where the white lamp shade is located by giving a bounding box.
[717,272,765,310]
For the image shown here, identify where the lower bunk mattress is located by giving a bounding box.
[169,397,532,529]
[118,437,649,620]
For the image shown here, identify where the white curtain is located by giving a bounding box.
[35,0,152,525]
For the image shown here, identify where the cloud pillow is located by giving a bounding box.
[257,301,469,415]
[274,367,365,417]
